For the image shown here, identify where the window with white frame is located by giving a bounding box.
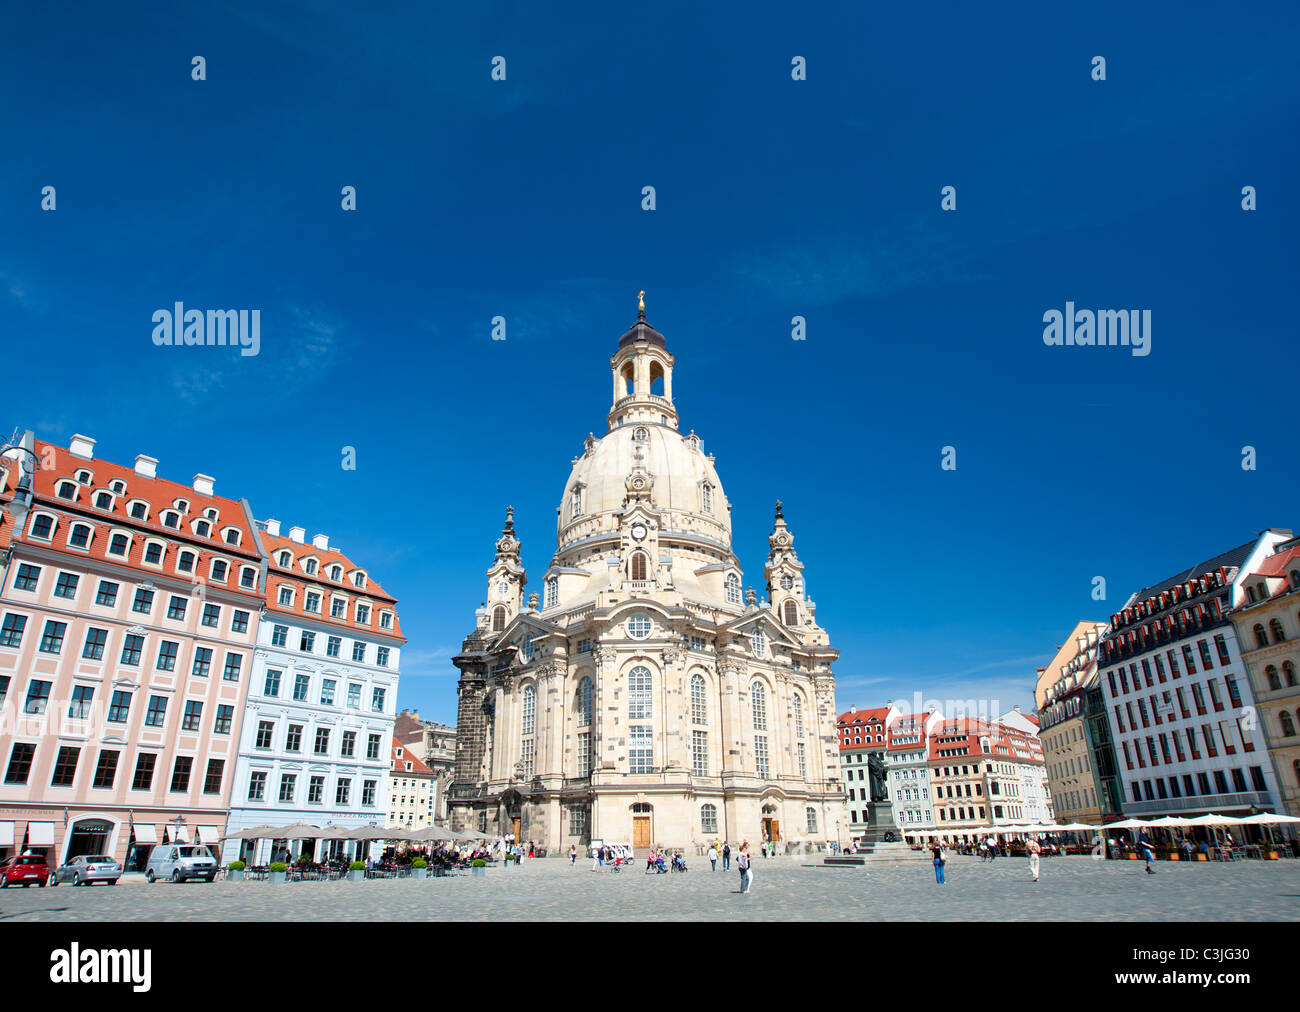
[629,724,653,774]
[806,807,817,833]
[578,677,593,726]
[545,577,558,609]
[751,628,766,658]
[521,684,536,777]
[691,673,707,724]
[628,666,652,719]
[626,614,651,639]
[798,741,808,779]
[725,573,741,605]
[701,803,718,834]
[751,681,767,730]
[755,734,770,779]
[792,694,804,738]
[692,729,708,776]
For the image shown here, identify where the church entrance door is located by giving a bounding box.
[762,818,781,843]
[633,817,651,849]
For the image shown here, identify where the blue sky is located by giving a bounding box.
[3,2,1298,725]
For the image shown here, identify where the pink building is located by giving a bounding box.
[0,433,263,869]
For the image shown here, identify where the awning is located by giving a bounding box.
[132,824,158,844]
[0,822,13,847]
[197,826,219,844]
[27,822,55,847]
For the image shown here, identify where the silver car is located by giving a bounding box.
[145,844,217,883]
[51,854,122,887]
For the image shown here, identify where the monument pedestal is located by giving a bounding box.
[860,801,928,863]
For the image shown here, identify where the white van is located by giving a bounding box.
[145,844,217,883]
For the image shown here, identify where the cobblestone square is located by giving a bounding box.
[1,855,1298,921]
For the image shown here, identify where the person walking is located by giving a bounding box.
[931,841,946,885]
[722,842,731,871]
[707,843,717,871]
[1138,830,1156,874]
[738,841,753,893]
[1027,837,1041,882]
[569,844,577,866]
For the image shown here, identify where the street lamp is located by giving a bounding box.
[169,815,187,845]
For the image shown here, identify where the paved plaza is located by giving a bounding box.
[1,855,1298,921]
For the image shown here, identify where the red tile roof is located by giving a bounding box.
[263,530,405,642]
[391,743,433,777]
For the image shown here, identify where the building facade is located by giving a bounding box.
[1039,622,1109,825]
[1098,532,1290,819]
[837,704,896,840]
[448,306,848,853]
[0,434,262,868]
[221,524,403,863]
[394,709,456,821]
[886,709,942,833]
[387,742,436,830]
[1229,536,1300,817]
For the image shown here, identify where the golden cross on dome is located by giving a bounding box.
[638,290,645,312]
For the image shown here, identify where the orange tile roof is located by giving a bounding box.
[391,743,434,777]
[263,530,405,643]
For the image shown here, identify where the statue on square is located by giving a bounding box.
[868,752,888,802]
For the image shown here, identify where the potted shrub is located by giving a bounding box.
[411,858,428,879]
[227,859,246,882]
[296,853,312,868]
[472,858,487,878]
[268,861,288,883]
[347,860,366,882]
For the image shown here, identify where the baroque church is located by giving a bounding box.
[448,300,848,852]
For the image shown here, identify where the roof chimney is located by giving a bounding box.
[312,533,329,551]
[849,705,856,714]
[193,474,215,496]
[68,434,96,460]
[264,519,281,537]
[134,454,158,479]
[288,526,305,544]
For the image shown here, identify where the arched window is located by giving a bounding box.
[751,628,766,658]
[521,685,536,777]
[701,484,713,513]
[1270,619,1286,643]
[571,487,582,519]
[690,673,707,724]
[630,552,648,582]
[545,577,558,609]
[578,677,594,726]
[725,573,741,605]
[806,807,817,833]
[68,523,92,548]
[783,599,798,626]
[700,803,718,834]
[492,606,506,632]
[628,666,653,719]
[792,694,804,738]
[752,681,767,731]
[1282,711,1296,738]
[1285,661,1298,687]
[1267,665,1281,690]
[1254,624,1268,648]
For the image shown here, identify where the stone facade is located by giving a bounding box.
[448,307,848,853]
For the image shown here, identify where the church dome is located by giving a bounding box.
[557,422,731,554]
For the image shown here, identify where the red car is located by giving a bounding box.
[0,853,51,887]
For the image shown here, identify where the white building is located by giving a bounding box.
[886,709,943,832]
[222,523,403,863]
[1098,531,1290,819]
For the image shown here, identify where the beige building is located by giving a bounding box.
[394,710,456,820]
[387,743,435,830]
[1038,622,1107,825]
[448,304,847,853]
[1230,537,1300,817]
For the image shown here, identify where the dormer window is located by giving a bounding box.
[223,528,241,546]
[177,550,195,573]
[57,481,78,500]
[110,480,126,495]
[129,500,148,520]
[353,572,366,590]
[75,469,92,485]
[240,566,257,590]
[68,523,92,549]
[329,565,342,581]
[108,533,129,556]
[143,541,164,565]
[194,520,211,537]
[278,551,292,568]
[210,559,228,582]
[173,499,190,515]
[94,491,113,510]
[29,513,55,539]
[161,511,180,529]
[304,559,318,576]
